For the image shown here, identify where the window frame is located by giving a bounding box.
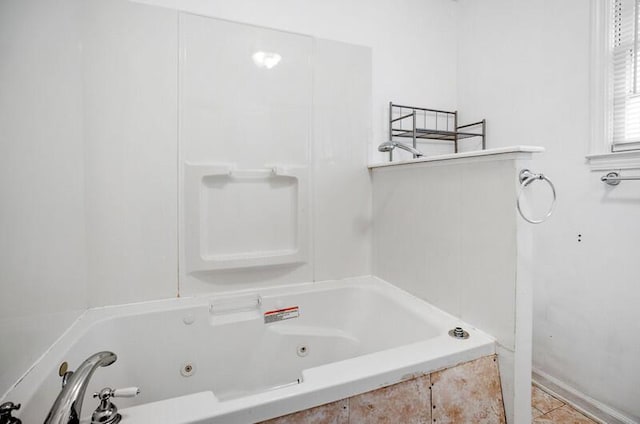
[587,0,640,170]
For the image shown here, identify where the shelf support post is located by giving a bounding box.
[388,101,393,162]
[412,110,417,159]
[482,119,486,150]
[454,111,459,153]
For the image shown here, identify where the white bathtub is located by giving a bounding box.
[5,276,494,423]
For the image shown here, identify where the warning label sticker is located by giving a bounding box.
[264,306,299,324]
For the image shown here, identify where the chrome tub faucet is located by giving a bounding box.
[378,140,424,159]
[44,352,117,424]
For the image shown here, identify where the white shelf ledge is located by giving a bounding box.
[368,146,545,169]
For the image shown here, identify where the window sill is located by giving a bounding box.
[585,150,640,171]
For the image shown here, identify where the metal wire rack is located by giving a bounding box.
[389,102,486,154]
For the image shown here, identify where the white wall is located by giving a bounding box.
[81,0,460,299]
[371,153,536,423]
[0,0,88,396]
[8,1,636,420]
[82,0,179,307]
[312,39,373,282]
[1,0,459,396]
[134,0,459,163]
[458,0,640,421]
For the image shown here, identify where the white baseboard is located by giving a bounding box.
[532,368,638,424]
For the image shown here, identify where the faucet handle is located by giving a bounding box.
[93,386,140,400]
[0,402,20,413]
[112,387,140,398]
[91,387,139,424]
[0,402,21,424]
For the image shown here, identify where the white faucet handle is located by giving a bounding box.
[112,387,140,398]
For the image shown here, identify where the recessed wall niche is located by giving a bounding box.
[184,163,308,272]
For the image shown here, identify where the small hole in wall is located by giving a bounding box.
[180,362,195,377]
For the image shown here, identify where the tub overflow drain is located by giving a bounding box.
[448,327,469,339]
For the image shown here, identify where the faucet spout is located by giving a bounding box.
[377,141,424,158]
[44,352,117,424]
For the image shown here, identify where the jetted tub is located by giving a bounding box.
[6,276,494,423]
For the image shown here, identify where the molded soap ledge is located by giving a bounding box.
[184,163,309,272]
[369,146,544,169]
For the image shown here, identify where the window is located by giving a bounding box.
[612,0,640,151]
[587,0,640,169]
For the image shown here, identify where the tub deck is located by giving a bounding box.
[4,276,494,423]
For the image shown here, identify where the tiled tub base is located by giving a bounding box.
[260,355,506,424]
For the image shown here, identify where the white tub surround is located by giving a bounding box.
[178,13,373,294]
[4,276,494,424]
[371,146,543,424]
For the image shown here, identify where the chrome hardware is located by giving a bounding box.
[378,140,424,159]
[0,402,21,424]
[517,169,557,224]
[61,371,73,389]
[44,351,117,424]
[448,327,469,339]
[58,362,68,377]
[601,171,640,185]
[90,387,140,424]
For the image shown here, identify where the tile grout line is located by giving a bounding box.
[430,374,435,423]
[532,385,565,417]
[533,385,599,424]
[532,406,545,416]
[542,403,567,416]
[537,405,564,421]
[532,376,612,424]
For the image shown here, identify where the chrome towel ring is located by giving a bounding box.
[517,169,556,224]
